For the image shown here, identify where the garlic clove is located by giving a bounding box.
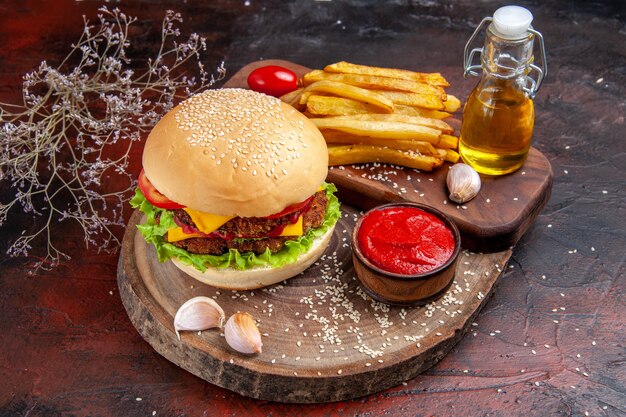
[446,163,481,204]
[224,312,263,354]
[174,296,225,340]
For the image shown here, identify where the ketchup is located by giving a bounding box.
[357,206,455,275]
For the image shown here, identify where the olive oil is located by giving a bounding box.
[460,5,547,176]
[460,80,534,175]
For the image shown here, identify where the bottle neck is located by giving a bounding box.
[481,25,535,80]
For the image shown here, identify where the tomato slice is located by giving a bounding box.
[138,169,185,210]
[247,65,298,98]
[263,195,315,219]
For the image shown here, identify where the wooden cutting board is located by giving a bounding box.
[118,208,510,403]
[225,60,553,252]
[117,60,551,402]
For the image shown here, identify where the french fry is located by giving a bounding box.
[443,95,462,113]
[394,105,452,120]
[300,80,393,113]
[311,118,442,144]
[306,95,388,116]
[303,95,454,120]
[439,134,459,149]
[328,145,443,171]
[302,70,446,100]
[327,113,454,134]
[370,90,444,110]
[280,88,304,109]
[321,130,440,155]
[324,61,449,87]
[443,148,461,163]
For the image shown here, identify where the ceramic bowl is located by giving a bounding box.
[351,203,461,306]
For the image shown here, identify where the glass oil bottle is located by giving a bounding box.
[460,6,547,175]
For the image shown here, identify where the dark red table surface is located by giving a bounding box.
[1,1,624,416]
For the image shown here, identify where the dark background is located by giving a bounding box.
[0,1,624,416]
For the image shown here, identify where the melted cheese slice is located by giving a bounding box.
[167,227,204,242]
[280,215,303,236]
[167,215,304,242]
[183,208,235,234]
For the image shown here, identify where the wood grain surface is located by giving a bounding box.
[225,60,554,252]
[119,208,511,403]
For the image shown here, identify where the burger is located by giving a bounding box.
[130,88,340,290]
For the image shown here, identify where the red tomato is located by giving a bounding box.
[264,195,315,219]
[137,169,185,210]
[247,65,298,97]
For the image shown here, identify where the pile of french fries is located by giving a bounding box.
[281,61,461,171]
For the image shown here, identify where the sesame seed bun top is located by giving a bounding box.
[142,88,329,217]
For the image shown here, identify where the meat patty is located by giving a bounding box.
[169,190,328,255]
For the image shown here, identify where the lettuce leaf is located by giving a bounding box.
[130,183,341,272]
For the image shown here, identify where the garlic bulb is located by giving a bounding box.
[174,296,225,340]
[224,312,263,354]
[447,163,481,204]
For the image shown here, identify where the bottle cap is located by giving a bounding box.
[492,5,533,39]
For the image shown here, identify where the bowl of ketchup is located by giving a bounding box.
[351,203,461,306]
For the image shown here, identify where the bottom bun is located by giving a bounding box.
[171,224,336,290]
